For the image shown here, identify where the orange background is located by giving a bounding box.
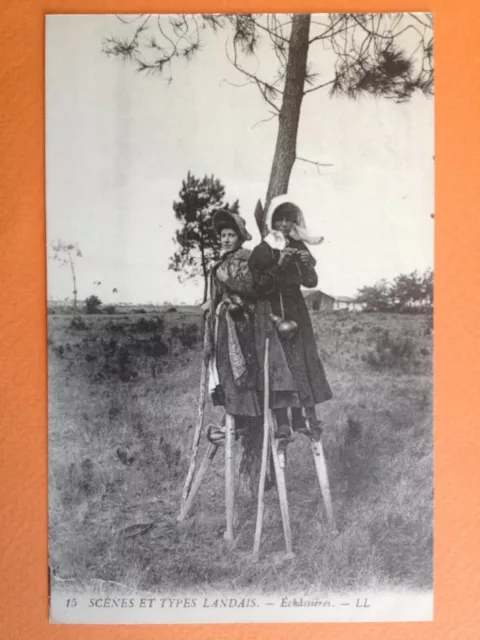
[0,1,478,638]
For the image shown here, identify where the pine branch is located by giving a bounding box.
[225,36,281,113]
[408,12,432,29]
[296,156,334,175]
[303,78,336,95]
[250,15,289,43]
[251,111,278,129]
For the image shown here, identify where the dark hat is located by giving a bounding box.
[213,210,252,243]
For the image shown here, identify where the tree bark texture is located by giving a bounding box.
[265,14,311,210]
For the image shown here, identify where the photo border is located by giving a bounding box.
[1,1,478,638]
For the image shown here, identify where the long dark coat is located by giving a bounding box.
[248,239,333,409]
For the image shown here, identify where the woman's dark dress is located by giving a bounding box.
[248,239,333,409]
[206,247,261,418]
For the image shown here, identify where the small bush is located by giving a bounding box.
[78,328,169,383]
[104,304,116,315]
[171,322,199,349]
[91,339,138,383]
[364,330,416,371]
[85,295,102,314]
[53,344,65,358]
[70,315,87,330]
[106,321,125,334]
[150,335,169,358]
[134,316,165,334]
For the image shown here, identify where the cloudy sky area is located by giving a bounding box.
[46,14,434,305]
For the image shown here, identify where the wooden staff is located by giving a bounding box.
[177,442,218,522]
[252,337,271,560]
[224,413,236,542]
[180,325,209,511]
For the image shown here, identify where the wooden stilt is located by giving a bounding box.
[253,338,271,560]
[224,413,235,542]
[177,442,218,522]
[180,357,208,510]
[311,439,335,531]
[270,413,295,559]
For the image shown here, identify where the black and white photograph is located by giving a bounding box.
[46,12,434,624]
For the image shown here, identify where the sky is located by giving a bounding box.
[46,14,434,305]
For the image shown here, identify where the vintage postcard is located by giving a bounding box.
[46,12,434,624]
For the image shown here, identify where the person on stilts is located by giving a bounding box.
[204,210,261,436]
[179,210,265,533]
[249,195,333,447]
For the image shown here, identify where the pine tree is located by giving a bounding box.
[169,172,239,302]
[104,13,433,221]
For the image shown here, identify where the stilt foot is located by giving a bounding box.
[276,439,289,468]
[223,531,235,545]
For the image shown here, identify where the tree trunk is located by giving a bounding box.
[242,15,311,493]
[198,227,208,303]
[68,253,78,313]
[202,270,208,304]
[265,14,311,210]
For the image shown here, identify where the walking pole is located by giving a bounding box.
[180,321,209,512]
[311,437,335,531]
[178,442,218,522]
[224,413,236,542]
[252,337,271,560]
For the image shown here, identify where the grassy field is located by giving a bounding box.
[48,307,433,596]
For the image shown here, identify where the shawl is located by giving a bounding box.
[204,246,253,393]
[263,194,324,251]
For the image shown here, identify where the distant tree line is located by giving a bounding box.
[357,269,433,313]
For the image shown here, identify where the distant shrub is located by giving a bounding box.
[134,316,165,334]
[85,295,102,314]
[358,269,433,314]
[364,330,416,371]
[91,338,138,383]
[106,321,125,334]
[78,325,169,383]
[150,335,169,358]
[48,307,57,315]
[53,344,65,358]
[104,304,116,315]
[171,322,199,349]
[70,315,87,330]
[133,309,147,315]
[166,307,177,313]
